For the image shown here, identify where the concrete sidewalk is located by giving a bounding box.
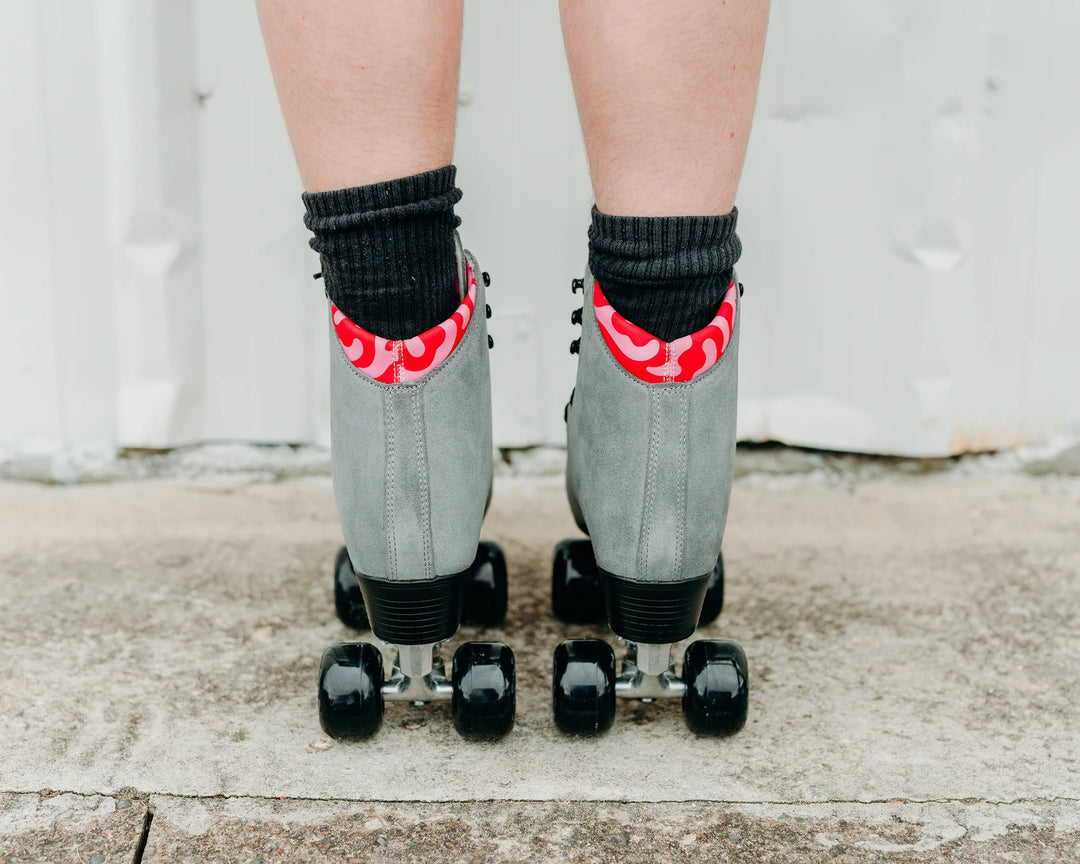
[0,469,1077,862]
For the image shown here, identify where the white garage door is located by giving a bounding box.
[1,0,1078,468]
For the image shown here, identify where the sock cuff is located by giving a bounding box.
[302,165,462,232]
[588,207,741,284]
[302,165,462,340]
[586,206,742,341]
[589,205,739,250]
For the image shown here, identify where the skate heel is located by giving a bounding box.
[357,571,463,645]
[601,571,711,644]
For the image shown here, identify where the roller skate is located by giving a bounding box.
[552,267,748,736]
[319,233,515,739]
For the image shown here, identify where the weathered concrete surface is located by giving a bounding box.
[0,471,1078,859]
[0,793,148,863]
[141,796,1080,863]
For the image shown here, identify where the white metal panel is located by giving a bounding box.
[97,1,205,448]
[737,0,1080,454]
[1,0,1079,473]
[0,0,117,470]
[457,2,591,447]
[0,1,65,457]
[193,0,327,447]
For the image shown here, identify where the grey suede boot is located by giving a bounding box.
[317,234,515,740]
[552,265,749,736]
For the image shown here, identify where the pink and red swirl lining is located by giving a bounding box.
[593,279,737,383]
[332,265,733,386]
[332,265,477,384]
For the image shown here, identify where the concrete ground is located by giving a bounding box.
[0,461,1078,862]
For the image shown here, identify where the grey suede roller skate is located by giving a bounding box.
[319,233,514,739]
[552,265,748,736]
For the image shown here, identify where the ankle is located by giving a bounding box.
[587,206,741,342]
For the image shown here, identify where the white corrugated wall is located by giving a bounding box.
[2,0,1078,473]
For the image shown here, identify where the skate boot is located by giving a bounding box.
[318,233,514,739]
[552,267,748,736]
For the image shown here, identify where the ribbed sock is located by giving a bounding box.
[303,165,462,340]
[587,207,742,342]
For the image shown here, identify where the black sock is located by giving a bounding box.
[587,207,742,342]
[303,166,462,340]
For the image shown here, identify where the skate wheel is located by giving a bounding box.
[318,642,384,739]
[552,539,605,624]
[682,640,748,736]
[552,639,616,735]
[460,541,508,628]
[451,642,516,738]
[333,547,369,631]
[697,552,725,627]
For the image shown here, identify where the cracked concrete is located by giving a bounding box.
[0,469,1077,861]
[0,793,148,864]
[137,796,1080,863]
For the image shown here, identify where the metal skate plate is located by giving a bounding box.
[614,642,686,701]
[381,643,453,703]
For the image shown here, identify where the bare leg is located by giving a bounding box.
[560,0,770,216]
[262,3,517,740]
[257,0,466,340]
[256,0,463,193]
[555,2,768,738]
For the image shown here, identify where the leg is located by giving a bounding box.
[554,2,767,735]
[560,0,769,217]
[257,2,514,738]
[257,0,463,340]
[256,0,462,192]
[561,0,768,341]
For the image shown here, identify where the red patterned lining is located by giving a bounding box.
[332,265,477,384]
[593,279,737,383]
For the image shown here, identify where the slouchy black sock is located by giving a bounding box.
[303,166,462,340]
[588,207,742,342]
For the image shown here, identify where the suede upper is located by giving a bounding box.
[330,234,493,582]
[566,265,740,584]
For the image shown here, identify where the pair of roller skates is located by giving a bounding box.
[318,234,748,739]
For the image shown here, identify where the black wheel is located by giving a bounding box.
[318,642,384,739]
[552,639,616,735]
[697,552,725,627]
[552,539,605,624]
[451,642,516,738]
[333,546,369,631]
[682,639,748,736]
[460,541,508,627]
